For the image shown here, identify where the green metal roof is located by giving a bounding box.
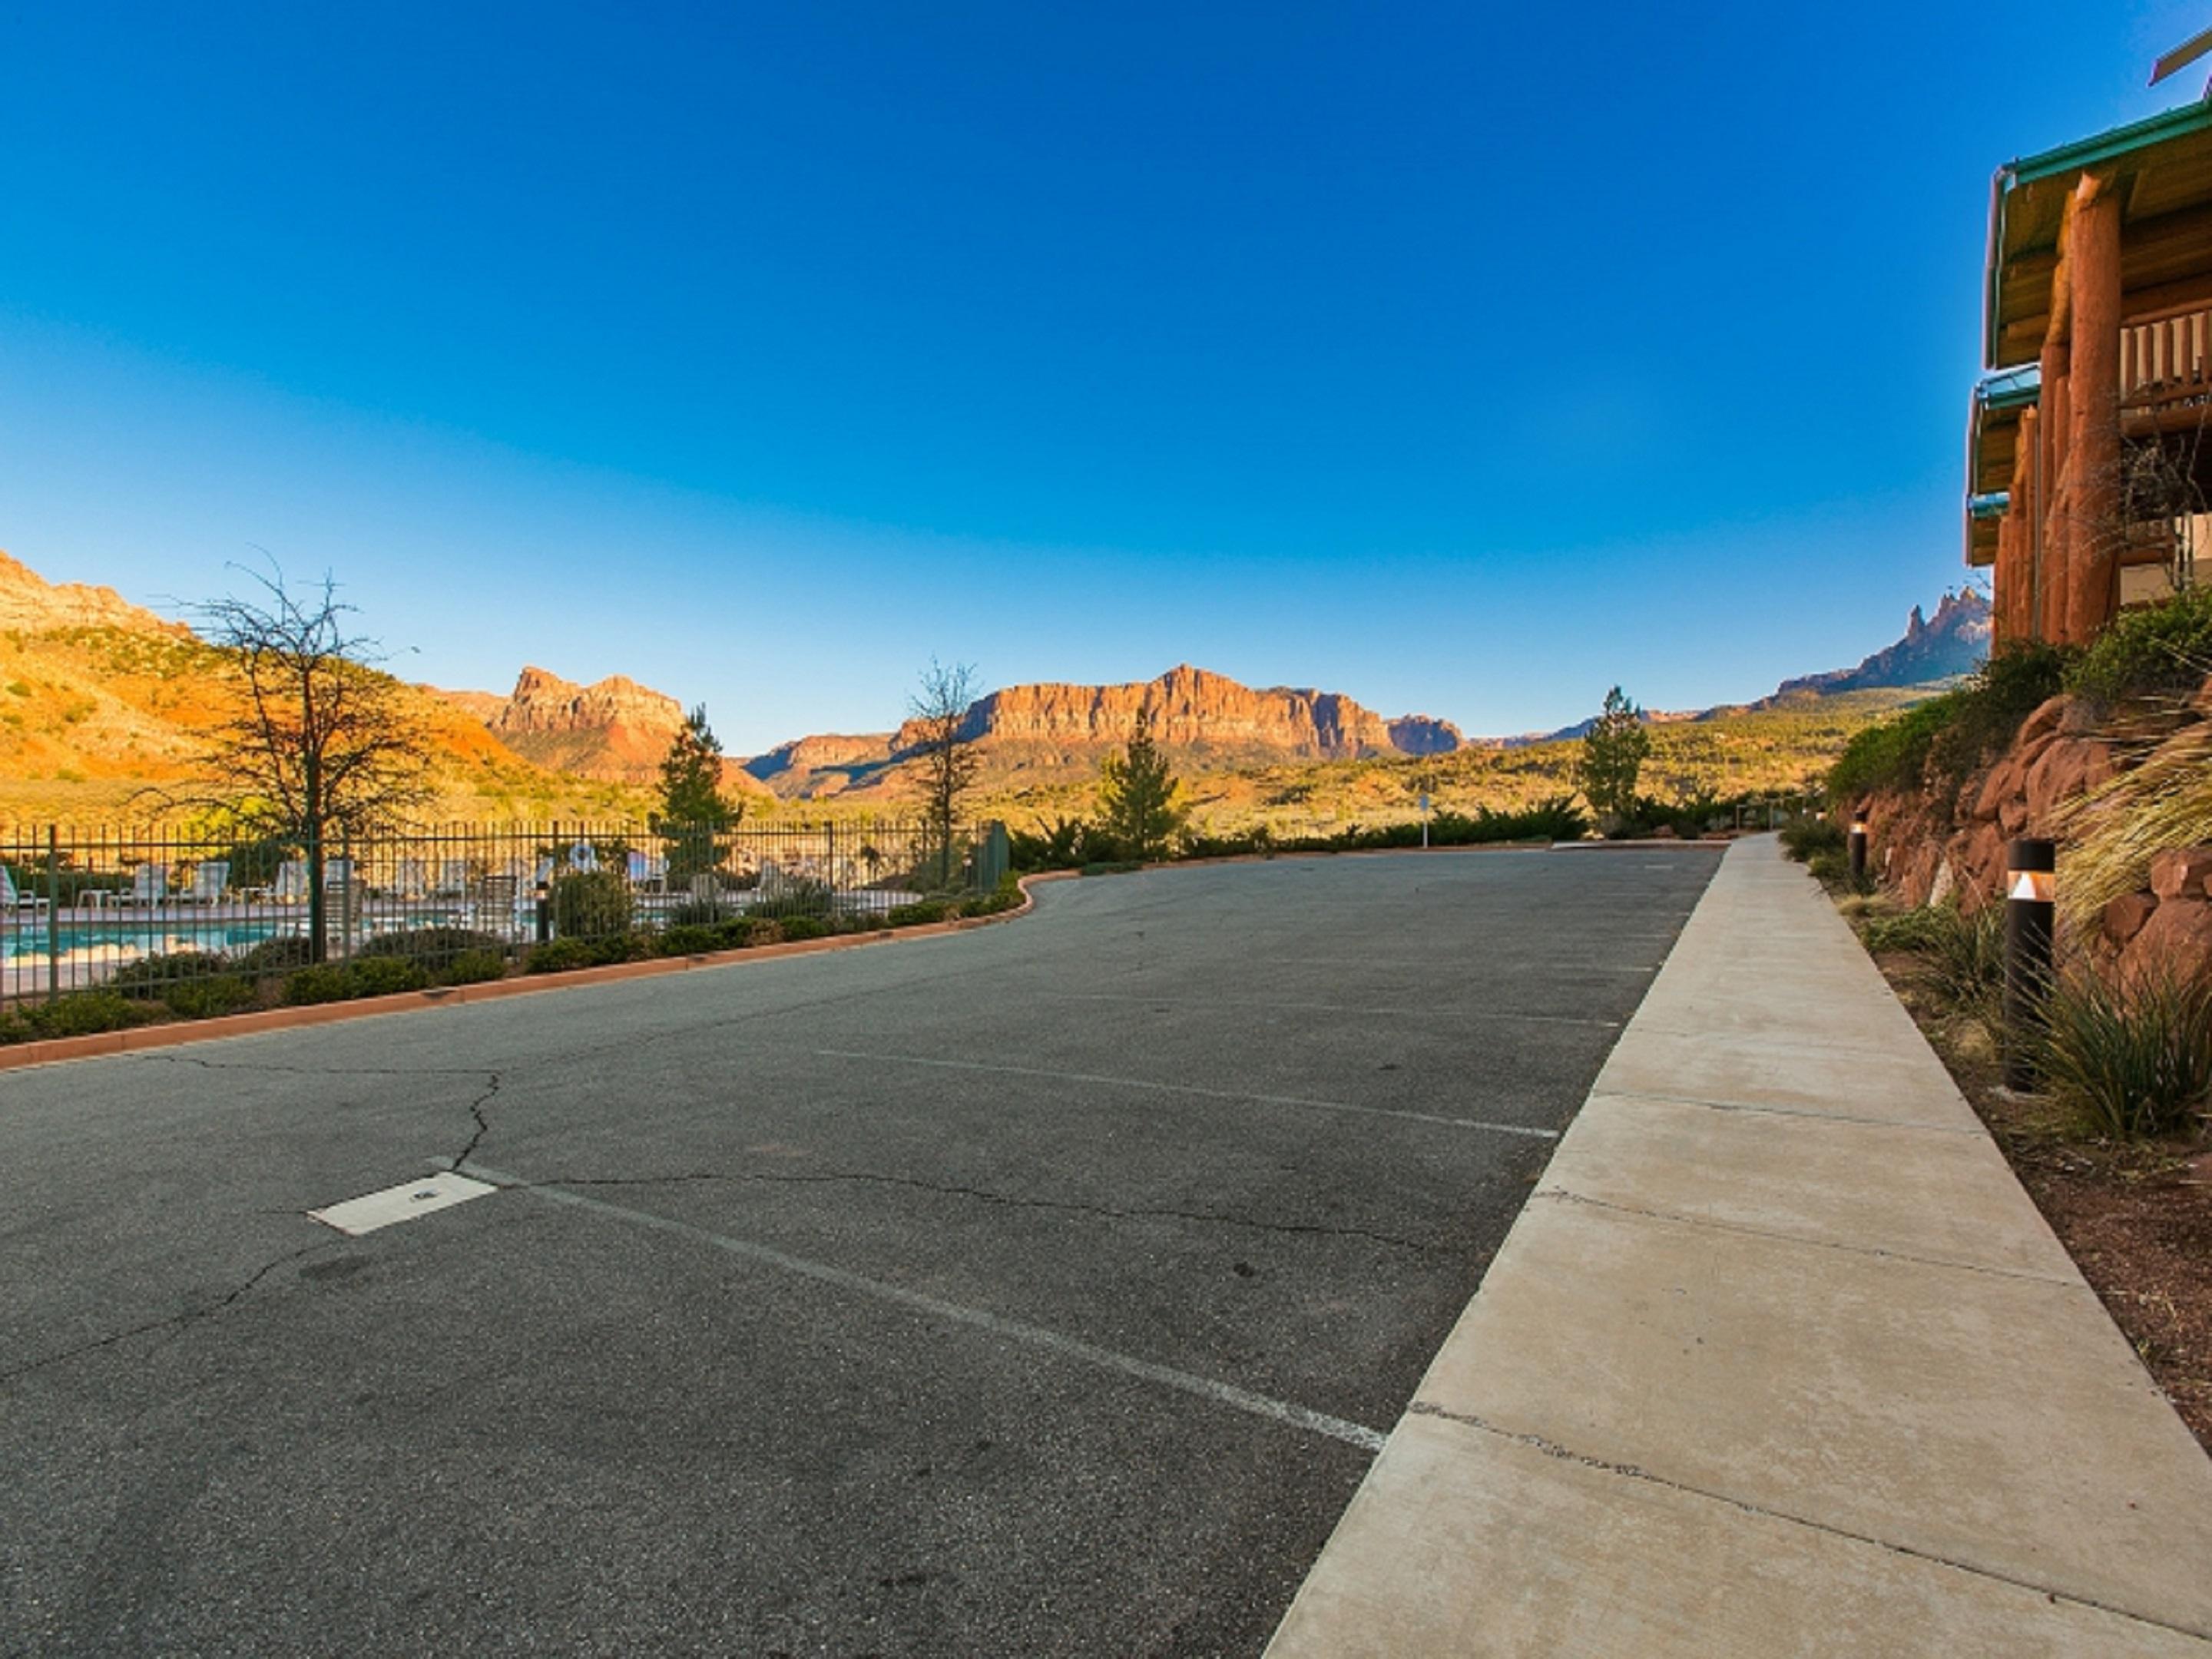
[1982,94,2212,367]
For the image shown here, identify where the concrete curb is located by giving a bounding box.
[0,873,1078,1075]
[1265,836,2212,1656]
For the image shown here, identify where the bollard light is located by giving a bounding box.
[534,879,552,945]
[1846,810,1869,884]
[2003,837,2056,1091]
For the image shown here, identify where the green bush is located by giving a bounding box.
[776,916,831,942]
[525,937,598,974]
[1806,848,1874,895]
[346,958,432,997]
[1830,644,2071,807]
[2067,585,2212,706]
[551,869,632,939]
[886,899,954,926]
[282,964,355,1005]
[1008,816,1091,871]
[0,990,158,1043]
[162,975,257,1019]
[357,926,506,967]
[1779,817,1846,862]
[666,897,735,928]
[962,874,1024,917]
[441,949,508,985]
[105,951,235,1002]
[2032,969,2212,1139]
[236,935,318,976]
[656,923,727,955]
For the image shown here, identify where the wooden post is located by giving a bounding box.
[2065,173,2123,643]
[2018,406,2043,641]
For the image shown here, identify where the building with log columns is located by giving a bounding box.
[1967,94,2212,645]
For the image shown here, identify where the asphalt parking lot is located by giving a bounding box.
[1,846,1719,1657]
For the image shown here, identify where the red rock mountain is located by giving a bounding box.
[437,666,689,783]
[0,549,191,637]
[747,665,1465,799]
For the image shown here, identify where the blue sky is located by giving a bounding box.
[2,3,2204,750]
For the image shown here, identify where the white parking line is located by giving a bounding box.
[455,1160,1390,1453]
[810,1048,1561,1139]
[1030,989,1622,1028]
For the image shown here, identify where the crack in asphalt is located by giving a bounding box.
[0,1240,340,1386]
[452,1163,1431,1253]
[451,1071,505,1169]
[1406,1402,2212,1643]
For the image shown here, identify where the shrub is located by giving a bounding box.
[282,964,356,1005]
[525,937,598,974]
[962,874,1024,917]
[657,923,727,955]
[163,975,258,1019]
[346,958,432,997]
[776,916,831,942]
[886,899,954,926]
[666,897,734,928]
[2031,969,2212,1139]
[1806,848,1873,895]
[441,949,508,986]
[2068,585,2212,707]
[357,926,505,968]
[1829,644,2071,807]
[1779,817,1846,863]
[0,990,158,1042]
[1009,816,1091,870]
[551,869,632,939]
[105,950,235,1002]
[236,935,318,976]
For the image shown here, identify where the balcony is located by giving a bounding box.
[2121,300,2212,426]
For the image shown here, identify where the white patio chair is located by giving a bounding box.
[433,859,471,900]
[390,858,429,901]
[184,860,230,905]
[120,864,170,906]
[2,866,50,913]
[273,860,308,903]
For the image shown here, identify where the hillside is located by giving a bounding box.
[0,552,646,824]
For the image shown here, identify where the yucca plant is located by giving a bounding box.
[2030,968,2212,1140]
[1863,902,2006,1024]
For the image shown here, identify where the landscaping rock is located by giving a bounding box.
[2149,845,2212,902]
[2120,894,2212,982]
[2101,891,2158,947]
[2016,694,2068,747]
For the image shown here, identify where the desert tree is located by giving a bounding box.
[908,657,981,889]
[1576,685,1651,825]
[654,704,742,882]
[188,561,432,958]
[1097,704,1188,861]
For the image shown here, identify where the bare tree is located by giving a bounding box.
[908,658,981,889]
[190,561,432,958]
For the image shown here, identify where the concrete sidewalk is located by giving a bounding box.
[1267,837,2212,1657]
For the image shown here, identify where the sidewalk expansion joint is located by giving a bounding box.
[1592,1087,1983,1135]
[1530,1188,2086,1289]
[1405,1402,2212,1645]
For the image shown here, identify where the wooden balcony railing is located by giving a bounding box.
[2121,300,2212,413]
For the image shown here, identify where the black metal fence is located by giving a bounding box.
[1,819,1005,1007]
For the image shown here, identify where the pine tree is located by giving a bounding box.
[1097,704,1188,861]
[1576,686,1651,823]
[655,704,739,879]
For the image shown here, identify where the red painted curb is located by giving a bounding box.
[0,877,1047,1075]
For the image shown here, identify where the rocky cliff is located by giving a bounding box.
[1777,591,1991,698]
[0,549,192,637]
[436,666,688,784]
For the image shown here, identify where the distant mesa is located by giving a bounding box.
[743,664,1470,800]
[429,666,773,796]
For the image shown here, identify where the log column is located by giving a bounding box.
[2065,172,2123,642]
[2018,405,2043,641]
[2038,339,2071,643]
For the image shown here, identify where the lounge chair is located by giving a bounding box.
[182,860,230,905]
[627,850,668,892]
[2,866,50,914]
[273,860,308,903]
[118,864,170,907]
[433,859,471,900]
[390,858,429,902]
[567,842,600,873]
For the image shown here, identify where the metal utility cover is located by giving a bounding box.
[310,1171,496,1236]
